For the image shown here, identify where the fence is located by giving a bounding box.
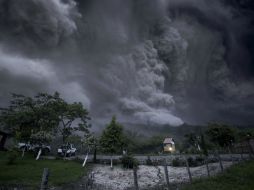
[75,152,254,190]
[2,148,253,190]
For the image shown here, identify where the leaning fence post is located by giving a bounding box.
[164,160,170,190]
[82,152,89,167]
[40,168,49,190]
[184,156,192,183]
[133,166,139,190]
[36,148,42,160]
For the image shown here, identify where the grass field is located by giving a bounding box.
[181,160,254,190]
[0,152,89,189]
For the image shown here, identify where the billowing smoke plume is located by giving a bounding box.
[0,0,79,46]
[155,0,254,124]
[0,0,253,127]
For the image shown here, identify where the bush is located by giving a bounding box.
[146,156,153,166]
[172,156,205,167]
[187,156,205,167]
[121,155,139,169]
[6,149,19,165]
[196,156,205,164]
[172,157,185,167]
[187,157,196,167]
[208,157,218,163]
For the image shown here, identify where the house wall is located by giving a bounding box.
[163,143,176,152]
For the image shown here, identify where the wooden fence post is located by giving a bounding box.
[240,145,244,161]
[248,140,253,160]
[22,148,25,158]
[110,155,113,169]
[93,146,97,163]
[36,148,42,161]
[184,156,192,183]
[82,152,89,167]
[228,147,234,163]
[87,172,95,188]
[217,152,224,172]
[40,168,49,190]
[205,156,210,177]
[164,160,170,190]
[248,139,254,154]
[133,167,139,190]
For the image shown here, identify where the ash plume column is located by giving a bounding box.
[160,0,254,124]
[0,0,253,126]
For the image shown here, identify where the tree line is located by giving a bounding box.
[1,92,253,161]
[0,92,91,146]
[181,123,254,156]
[0,92,126,163]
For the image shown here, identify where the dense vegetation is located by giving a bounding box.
[1,92,253,156]
[117,123,254,155]
[0,92,91,145]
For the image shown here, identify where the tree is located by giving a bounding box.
[82,132,98,163]
[0,93,61,157]
[237,129,254,142]
[121,131,143,154]
[0,93,60,143]
[200,133,208,156]
[183,133,201,153]
[206,123,236,148]
[54,96,91,143]
[30,131,53,158]
[0,92,91,155]
[100,116,124,168]
[237,129,254,154]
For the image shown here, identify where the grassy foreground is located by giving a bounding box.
[181,160,254,190]
[0,152,89,188]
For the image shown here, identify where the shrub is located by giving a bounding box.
[6,149,19,165]
[146,156,153,166]
[187,157,196,167]
[121,155,139,169]
[208,157,218,163]
[187,156,205,167]
[172,157,185,167]
[196,156,205,164]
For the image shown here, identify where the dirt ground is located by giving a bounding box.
[92,162,233,190]
[52,162,233,190]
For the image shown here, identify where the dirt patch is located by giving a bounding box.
[92,162,233,190]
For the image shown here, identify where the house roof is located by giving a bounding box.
[163,138,174,144]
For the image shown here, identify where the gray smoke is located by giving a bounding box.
[0,0,253,127]
[157,0,254,124]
